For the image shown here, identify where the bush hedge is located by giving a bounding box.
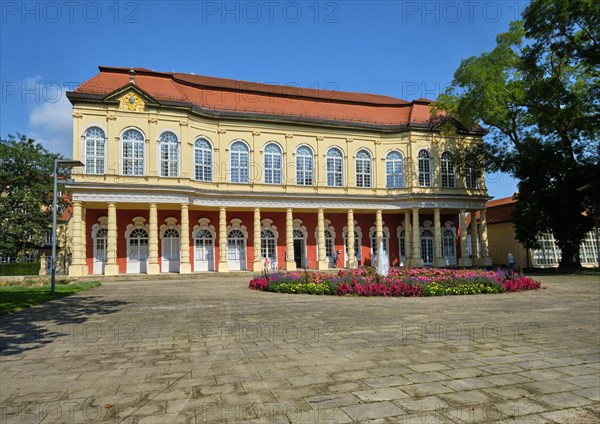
[0,262,41,276]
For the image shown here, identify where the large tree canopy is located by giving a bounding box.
[0,134,66,258]
[435,0,599,268]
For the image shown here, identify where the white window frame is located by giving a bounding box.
[83,126,106,175]
[355,149,372,188]
[385,150,404,189]
[326,147,344,187]
[120,128,146,176]
[417,149,432,187]
[194,136,213,182]
[230,140,250,184]
[158,131,179,178]
[440,151,456,188]
[260,219,279,265]
[296,145,314,186]
[264,142,282,185]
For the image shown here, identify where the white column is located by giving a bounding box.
[404,210,412,266]
[253,208,262,272]
[81,205,87,273]
[147,203,160,274]
[68,201,86,276]
[347,210,357,269]
[471,211,480,264]
[375,209,383,266]
[433,208,444,267]
[286,208,296,271]
[179,204,191,273]
[317,208,327,270]
[218,207,229,272]
[479,209,492,266]
[105,202,119,275]
[458,209,472,267]
[412,209,423,267]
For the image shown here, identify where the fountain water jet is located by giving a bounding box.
[376,239,389,276]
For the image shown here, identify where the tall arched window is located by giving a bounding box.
[385,151,404,188]
[418,149,432,187]
[230,141,249,183]
[440,151,455,188]
[159,131,179,177]
[399,229,406,259]
[264,143,282,185]
[465,165,479,189]
[324,229,334,260]
[84,127,105,174]
[261,229,277,262]
[121,129,145,176]
[356,149,372,188]
[443,229,456,261]
[421,229,434,265]
[296,146,313,186]
[194,137,213,182]
[326,147,343,187]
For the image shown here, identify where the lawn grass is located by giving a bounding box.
[0,281,101,315]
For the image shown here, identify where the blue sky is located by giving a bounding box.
[0,0,527,199]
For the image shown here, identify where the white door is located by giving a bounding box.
[443,229,457,265]
[325,230,335,268]
[161,229,180,272]
[194,230,214,271]
[93,228,107,275]
[227,230,246,271]
[127,228,149,273]
[421,230,434,265]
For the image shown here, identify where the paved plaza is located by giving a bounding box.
[1,273,599,423]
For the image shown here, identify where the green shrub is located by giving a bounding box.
[0,262,41,276]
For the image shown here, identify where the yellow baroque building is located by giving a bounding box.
[66,66,492,276]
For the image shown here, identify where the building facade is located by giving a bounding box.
[66,67,492,276]
[474,195,599,269]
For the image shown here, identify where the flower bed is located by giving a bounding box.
[249,268,541,297]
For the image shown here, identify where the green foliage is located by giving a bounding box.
[0,262,41,276]
[0,281,101,315]
[435,0,599,267]
[0,134,66,258]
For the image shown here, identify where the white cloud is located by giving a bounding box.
[28,95,73,156]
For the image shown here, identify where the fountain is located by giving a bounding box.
[376,239,389,276]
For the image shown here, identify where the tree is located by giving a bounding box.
[0,134,66,259]
[435,0,599,268]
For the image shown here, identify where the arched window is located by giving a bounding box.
[399,229,406,259]
[227,229,246,262]
[162,228,180,261]
[159,132,178,177]
[440,151,455,188]
[84,127,105,174]
[194,137,213,182]
[128,228,149,260]
[326,147,343,187]
[264,143,282,185]
[343,228,362,262]
[465,165,479,189]
[386,151,403,188]
[356,149,372,188]
[261,229,277,262]
[230,141,249,183]
[94,228,108,262]
[324,229,334,260]
[421,229,434,265]
[418,149,432,187]
[121,129,145,176]
[443,229,456,260]
[296,146,313,186]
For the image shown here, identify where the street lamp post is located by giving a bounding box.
[51,159,84,294]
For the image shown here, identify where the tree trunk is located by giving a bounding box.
[558,240,581,269]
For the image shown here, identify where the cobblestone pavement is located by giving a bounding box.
[1,274,599,423]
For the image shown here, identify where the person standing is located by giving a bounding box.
[508,253,515,275]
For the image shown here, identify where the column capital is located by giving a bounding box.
[180,203,189,209]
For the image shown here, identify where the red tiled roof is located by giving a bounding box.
[72,67,449,127]
[468,194,518,226]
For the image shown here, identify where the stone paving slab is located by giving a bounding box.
[0,274,599,423]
